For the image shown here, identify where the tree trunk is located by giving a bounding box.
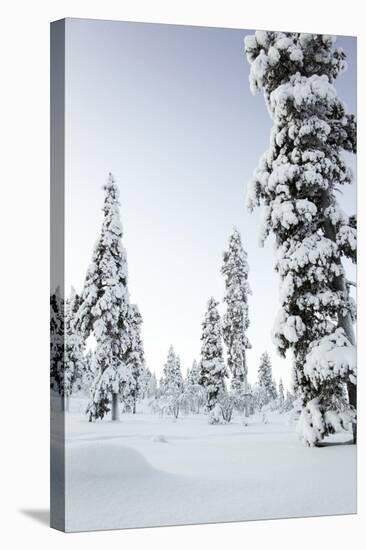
[111,392,120,421]
[65,395,70,413]
[133,397,136,415]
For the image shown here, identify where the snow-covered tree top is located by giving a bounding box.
[77,173,130,339]
[222,227,251,287]
[161,345,183,392]
[201,297,223,356]
[244,32,346,98]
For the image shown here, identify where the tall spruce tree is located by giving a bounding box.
[221,228,251,394]
[199,297,228,414]
[160,346,183,418]
[76,173,137,421]
[257,351,276,406]
[244,32,357,445]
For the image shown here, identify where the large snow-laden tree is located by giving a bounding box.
[244,32,357,445]
[199,297,228,419]
[160,346,184,418]
[221,228,251,396]
[64,287,85,411]
[76,173,137,421]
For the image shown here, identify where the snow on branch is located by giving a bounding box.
[304,328,356,386]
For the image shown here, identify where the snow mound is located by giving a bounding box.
[68,441,154,480]
[151,434,168,443]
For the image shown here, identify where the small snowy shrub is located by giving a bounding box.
[208,403,224,425]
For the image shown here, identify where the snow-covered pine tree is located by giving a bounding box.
[257,351,277,406]
[125,303,145,414]
[188,359,200,386]
[160,346,183,418]
[138,366,152,400]
[50,286,65,405]
[199,297,228,417]
[245,32,357,445]
[221,228,251,397]
[64,287,85,410]
[76,173,136,421]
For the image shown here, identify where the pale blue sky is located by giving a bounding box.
[65,19,356,389]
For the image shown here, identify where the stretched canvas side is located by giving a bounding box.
[50,18,66,532]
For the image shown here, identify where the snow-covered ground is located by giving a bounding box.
[63,399,356,532]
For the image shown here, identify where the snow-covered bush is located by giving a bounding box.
[218,390,235,422]
[244,32,357,445]
[208,403,224,425]
[184,360,206,414]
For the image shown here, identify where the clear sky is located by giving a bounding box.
[65,19,356,389]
